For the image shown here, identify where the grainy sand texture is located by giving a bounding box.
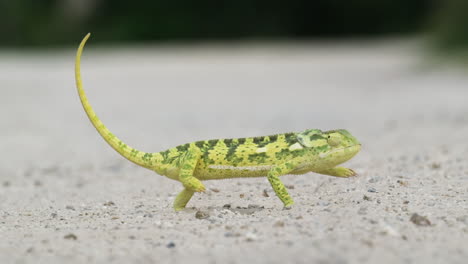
[0,40,467,263]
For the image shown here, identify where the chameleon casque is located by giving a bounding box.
[75,33,361,211]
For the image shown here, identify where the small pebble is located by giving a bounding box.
[397,180,408,187]
[166,242,176,248]
[368,187,377,193]
[318,201,330,206]
[103,201,115,206]
[363,195,372,201]
[410,213,431,226]
[65,205,75,211]
[274,221,285,227]
[262,189,269,197]
[195,210,210,219]
[239,194,245,198]
[285,184,295,189]
[222,204,231,209]
[224,232,240,238]
[210,188,220,193]
[64,233,77,240]
[245,232,257,242]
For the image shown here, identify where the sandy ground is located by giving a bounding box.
[0,39,467,263]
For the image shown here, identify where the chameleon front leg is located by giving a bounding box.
[174,147,205,211]
[173,188,195,211]
[315,167,357,178]
[267,161,297,208]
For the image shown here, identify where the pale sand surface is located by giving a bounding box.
[0,40,467,263]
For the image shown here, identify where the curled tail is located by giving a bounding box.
[75,33,159,169]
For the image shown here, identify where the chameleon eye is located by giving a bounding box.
[327,137,340,147]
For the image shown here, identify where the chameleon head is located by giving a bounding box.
[297,129,361,167]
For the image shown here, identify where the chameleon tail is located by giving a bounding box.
[74,33,159,170]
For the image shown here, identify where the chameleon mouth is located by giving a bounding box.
[319,144,361,159]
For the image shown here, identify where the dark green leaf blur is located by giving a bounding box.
[0,0,466,51]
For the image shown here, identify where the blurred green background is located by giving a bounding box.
[0,0,467,52]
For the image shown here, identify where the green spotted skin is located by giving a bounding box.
[75,33,361,211]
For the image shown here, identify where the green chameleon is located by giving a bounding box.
[75,33,361,211]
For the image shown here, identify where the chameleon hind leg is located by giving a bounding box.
[173,188,195,211]
[174,147,205,211]
[267,161,297,208]
[178,148,206,192]
[315,167,357,178]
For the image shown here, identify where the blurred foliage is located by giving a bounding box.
[430,0,468,53]
[1,0,466,49]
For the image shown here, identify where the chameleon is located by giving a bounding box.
[74,33,361,211]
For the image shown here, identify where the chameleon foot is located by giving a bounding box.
[316,167,357,178]
[182,177,206,192]
[173,188,195,211]
[283,201,294,210]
